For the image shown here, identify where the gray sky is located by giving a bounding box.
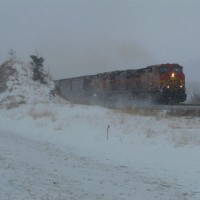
[0,0,200,83]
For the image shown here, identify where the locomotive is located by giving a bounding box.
[54,63,187,105]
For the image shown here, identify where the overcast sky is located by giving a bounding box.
[0,0,200,83]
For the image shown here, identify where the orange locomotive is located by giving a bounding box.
[155,64,186,103]
[55,63,187,105]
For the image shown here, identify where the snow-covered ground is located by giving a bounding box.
[1,61,200,200]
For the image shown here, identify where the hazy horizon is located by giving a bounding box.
[0,0,200,83]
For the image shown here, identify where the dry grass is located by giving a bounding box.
[145,128,156,138]
[166,107,200,118]
[171,132,200,147]
[0,95,26,109]
[28,107,56,121]
[113,107,160,118]
[42,194,67,200]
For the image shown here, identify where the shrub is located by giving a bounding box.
[190,92,200,104]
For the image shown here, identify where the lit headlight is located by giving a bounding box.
[180,85,183,88]
[171,73,175,78]
[167,85,170,89]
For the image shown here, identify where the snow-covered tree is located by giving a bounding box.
[8,49,16,62]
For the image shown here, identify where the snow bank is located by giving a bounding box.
[0,59,200,200]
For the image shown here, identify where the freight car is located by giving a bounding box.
[54,63,187,105]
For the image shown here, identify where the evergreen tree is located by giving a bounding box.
[30,55,47,84]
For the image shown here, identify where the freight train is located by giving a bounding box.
[54,63,187,106]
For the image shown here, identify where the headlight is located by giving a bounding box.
[180,85,183,88]
[171,73,175,78]
[167,85,170,89]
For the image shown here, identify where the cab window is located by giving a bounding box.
[173,67,182,73]
[159,67,182,73]
[159,67,169,73]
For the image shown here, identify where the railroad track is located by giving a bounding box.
[156,103,200,110]
[112,101,200,113]
[127,102,200,117]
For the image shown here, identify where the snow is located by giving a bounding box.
[1,61,200,200]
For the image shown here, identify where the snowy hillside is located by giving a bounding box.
[0,60,64,108]
[0,60,200,200]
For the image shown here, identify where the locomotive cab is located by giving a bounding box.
[157,64,187,103]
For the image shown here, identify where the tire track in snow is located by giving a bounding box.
[0,131,199,200]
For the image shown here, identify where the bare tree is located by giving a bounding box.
[190,92,200,104]
[188,82,200,104]
[8,49,16,62]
